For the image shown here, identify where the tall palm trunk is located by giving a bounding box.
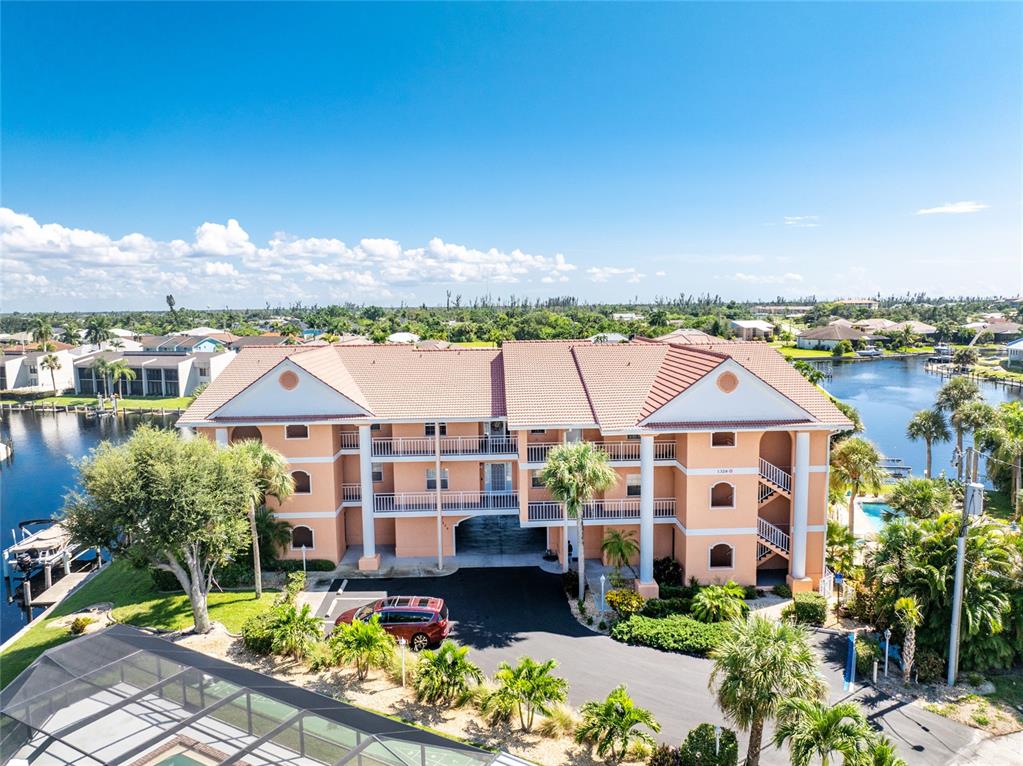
[249,500,262,598]
[924,439,932,478]
[956,429,964,481]
[846,488,857,536]
[746,716,765,766]
[902,626,916,683]
[49,370,57,393]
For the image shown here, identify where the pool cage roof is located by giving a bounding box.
[0,625,507,766]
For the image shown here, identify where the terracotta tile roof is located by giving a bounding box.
[799,325,865,341]
[288,346,372,412]
[654,328,721,344]
[502,342,596,429]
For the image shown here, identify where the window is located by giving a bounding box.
[291,526,314,549]
[529,429,547,435]
[292,470,311,494]
[531,470,545,489]
[426,467,449,490]
[425,422,447,436]
[370,423,381,431]
[711,432,736,447]
[29,365,37,374]
[709,543,733,569]
[198,367,209,377]
[627,474,642,497]
[626,434,640,441]
[286,424,309,439]
[710,482,735,508]
[371,463,383,483]
[230,426,262,444]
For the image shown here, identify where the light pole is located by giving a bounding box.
[599,574,606,616]
[883,628,891,678]
[948,479,984,686]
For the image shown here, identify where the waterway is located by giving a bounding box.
[0,409,176,642]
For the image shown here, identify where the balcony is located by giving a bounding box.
[526,497,676,524]
[341,483,361,502]
[339,431,359,451]
[371,435,518,459]
[525,440,675,464]
[374,491,519,515]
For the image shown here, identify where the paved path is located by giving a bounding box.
[341,567,980,766]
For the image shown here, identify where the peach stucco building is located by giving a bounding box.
[177,338,851,597]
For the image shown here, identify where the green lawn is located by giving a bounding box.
[0,560,275,688]
[983,489,1017,522]
[451,341,498,348]
[2,395,194,410]
[773,344,851,359]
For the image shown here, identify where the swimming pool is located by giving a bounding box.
[860,502,897,534]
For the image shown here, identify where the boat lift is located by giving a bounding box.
[2,521,99,609]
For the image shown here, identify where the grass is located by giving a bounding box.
[451,341,498,347]
[0,560,275,689]
[989,673,1023,715]
[983,489,1017,522]
[2,395,194,410]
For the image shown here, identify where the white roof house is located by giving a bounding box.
[729,319,774,340]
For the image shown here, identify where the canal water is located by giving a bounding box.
[0,409,176,642]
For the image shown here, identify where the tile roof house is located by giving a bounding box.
[796,324,866,350]
[178,338,849,599]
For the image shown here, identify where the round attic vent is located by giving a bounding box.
[716,371,738,393]
[279,370,299,390]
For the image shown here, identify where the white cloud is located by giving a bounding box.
[783,216,819,228]
[202,261,240,277]
[193,218,256,256]
[916,201,988,215]
[730,272,804,285]
[587,266,646,284]
[655,270,667,277]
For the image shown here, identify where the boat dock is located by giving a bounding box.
[28,571,92,607]
[1,401,186,417]
[3,522,101,611]
[924,363,1023,392]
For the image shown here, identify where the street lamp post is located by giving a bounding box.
[599,574,606,616]
[883,628,891,678]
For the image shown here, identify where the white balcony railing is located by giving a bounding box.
[339,431,359,450]
[526,440,675,463]
[527,498,676,523]
[758,458,792,493]
[341,483,361,502]
[757,516,791,553]
[374,491,519,514]
[372,435,518,458]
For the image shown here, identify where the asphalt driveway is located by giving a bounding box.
[335,568,981,766]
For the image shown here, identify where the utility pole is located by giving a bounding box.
[948,465,984,686]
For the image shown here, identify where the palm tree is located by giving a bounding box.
[894,596,923,683]
[255,505,292,566]
[772,698,873,766]
[978,401,1023,516]
[541,442,618,599]
[269,603,322,660]
[829,437,886,536]
[91,358,112,396]
[709,616,827,766]
[905,409,950,478]
[493,656,569,732]
[231,440,295,598]
[84,316,113,347]
[330,614,396,680]
[575,685,660,764]
[954,400,997,459]
[691,581,748,623]
[30,318,53,346]
[108,360,136,398]
[601,529,639,578]
[863,736,908,766]
[885,477,953,519]
[39,354,62,393]
[60,320,81,345]
[825,519,858,574]
[413,640,484,706]
[935,377,981,480]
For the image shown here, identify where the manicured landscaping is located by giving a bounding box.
[0,560,275,688]
[1,394,194,410]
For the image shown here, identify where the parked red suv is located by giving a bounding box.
[334,596,450,651]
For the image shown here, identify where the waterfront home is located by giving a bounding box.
[983,321,1023,342]
[795,324,867,350]
[73,348,235,397]
[886,320,937,336]
[0,347,76,392]
[853,318,897,332]
[228,334,289,349]
[139,333,237,353]
[729,319,775,340]
[177,338,851,596]
[1005,337,1023,366]
[655,327,719,344]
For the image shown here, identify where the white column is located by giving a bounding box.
[639,435,655,585]
[359,425,376,558]
[214,428,228,447]
[791,431,810,580]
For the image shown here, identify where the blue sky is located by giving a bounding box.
[2,2,1020,311]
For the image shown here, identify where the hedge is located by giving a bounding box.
[791,592,827,626]
[610,614,727,657]
[641,597,693,618]
[150,558,335,592]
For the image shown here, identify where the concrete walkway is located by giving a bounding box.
[948,730,1022,765]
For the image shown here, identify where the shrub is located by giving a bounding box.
[276,571,305,607]
[536,703,581,739]
[492,656,569,731]
[214,560,254,588]
[306,641,336,672]
[330,614,396,680]
[791,592,827,626]
[271,558,335,573]
[691,582,749,623]
[149,567,183,592]
[241,609,280,655]
[562,570,581,597]
[678,722,739,766]
[610,615,727,657]
[743,584,761,600]
[855,636,883,676]
[575,685,660,764]
[649,745,682,766]
[269,603,322,660]
[659,583,700,601]
[915,650,946,683]
[641,597,692,618]
[772,583,792,599]
[653,556,683,586]
[69,616,94,635]
[605,588,645,619]
[413,640,484,706]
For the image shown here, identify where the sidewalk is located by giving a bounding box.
[950,730,1022,765]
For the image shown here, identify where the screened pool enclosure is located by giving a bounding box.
[0,625,516,766]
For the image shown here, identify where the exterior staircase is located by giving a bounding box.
[758,458,792,497]
[756,516,791,560]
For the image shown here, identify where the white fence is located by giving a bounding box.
[527,498,676,522]
[374,491,519,513]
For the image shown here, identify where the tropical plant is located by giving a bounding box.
[935,377,981,480]
[255,505,293,566]
[492,656,569,731]
[793,360,825,386]
[39,353,62,393]
[575,685,660,764]
[61,425,256,633]
[952,347,978,368]
[269,602,322,660]
[978,401,1023,516]
[230,439,295,598]
[885,477,954,519]
[108,359,137,397]
[825,519,858,574]
[954,400,997,457]
[329,614,396,679]
[605,588,645,619]
[60,319,81,345]
[91,357,112,396]
[905,409,950,478]
[84,315,113,346]
[601,529,639,578]
[412,640,484,706]
[894,596,922,683]
[709,616,827,766]
[829,437,885,535]
[862,736,908,766]
[30,318,53,345]
[772,698,873,766]
[830,398,863,440]
[691,582,748,624]
[540,442,618,599]
[536,703,582,738]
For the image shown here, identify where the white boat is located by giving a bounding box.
[857,346,883,357]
